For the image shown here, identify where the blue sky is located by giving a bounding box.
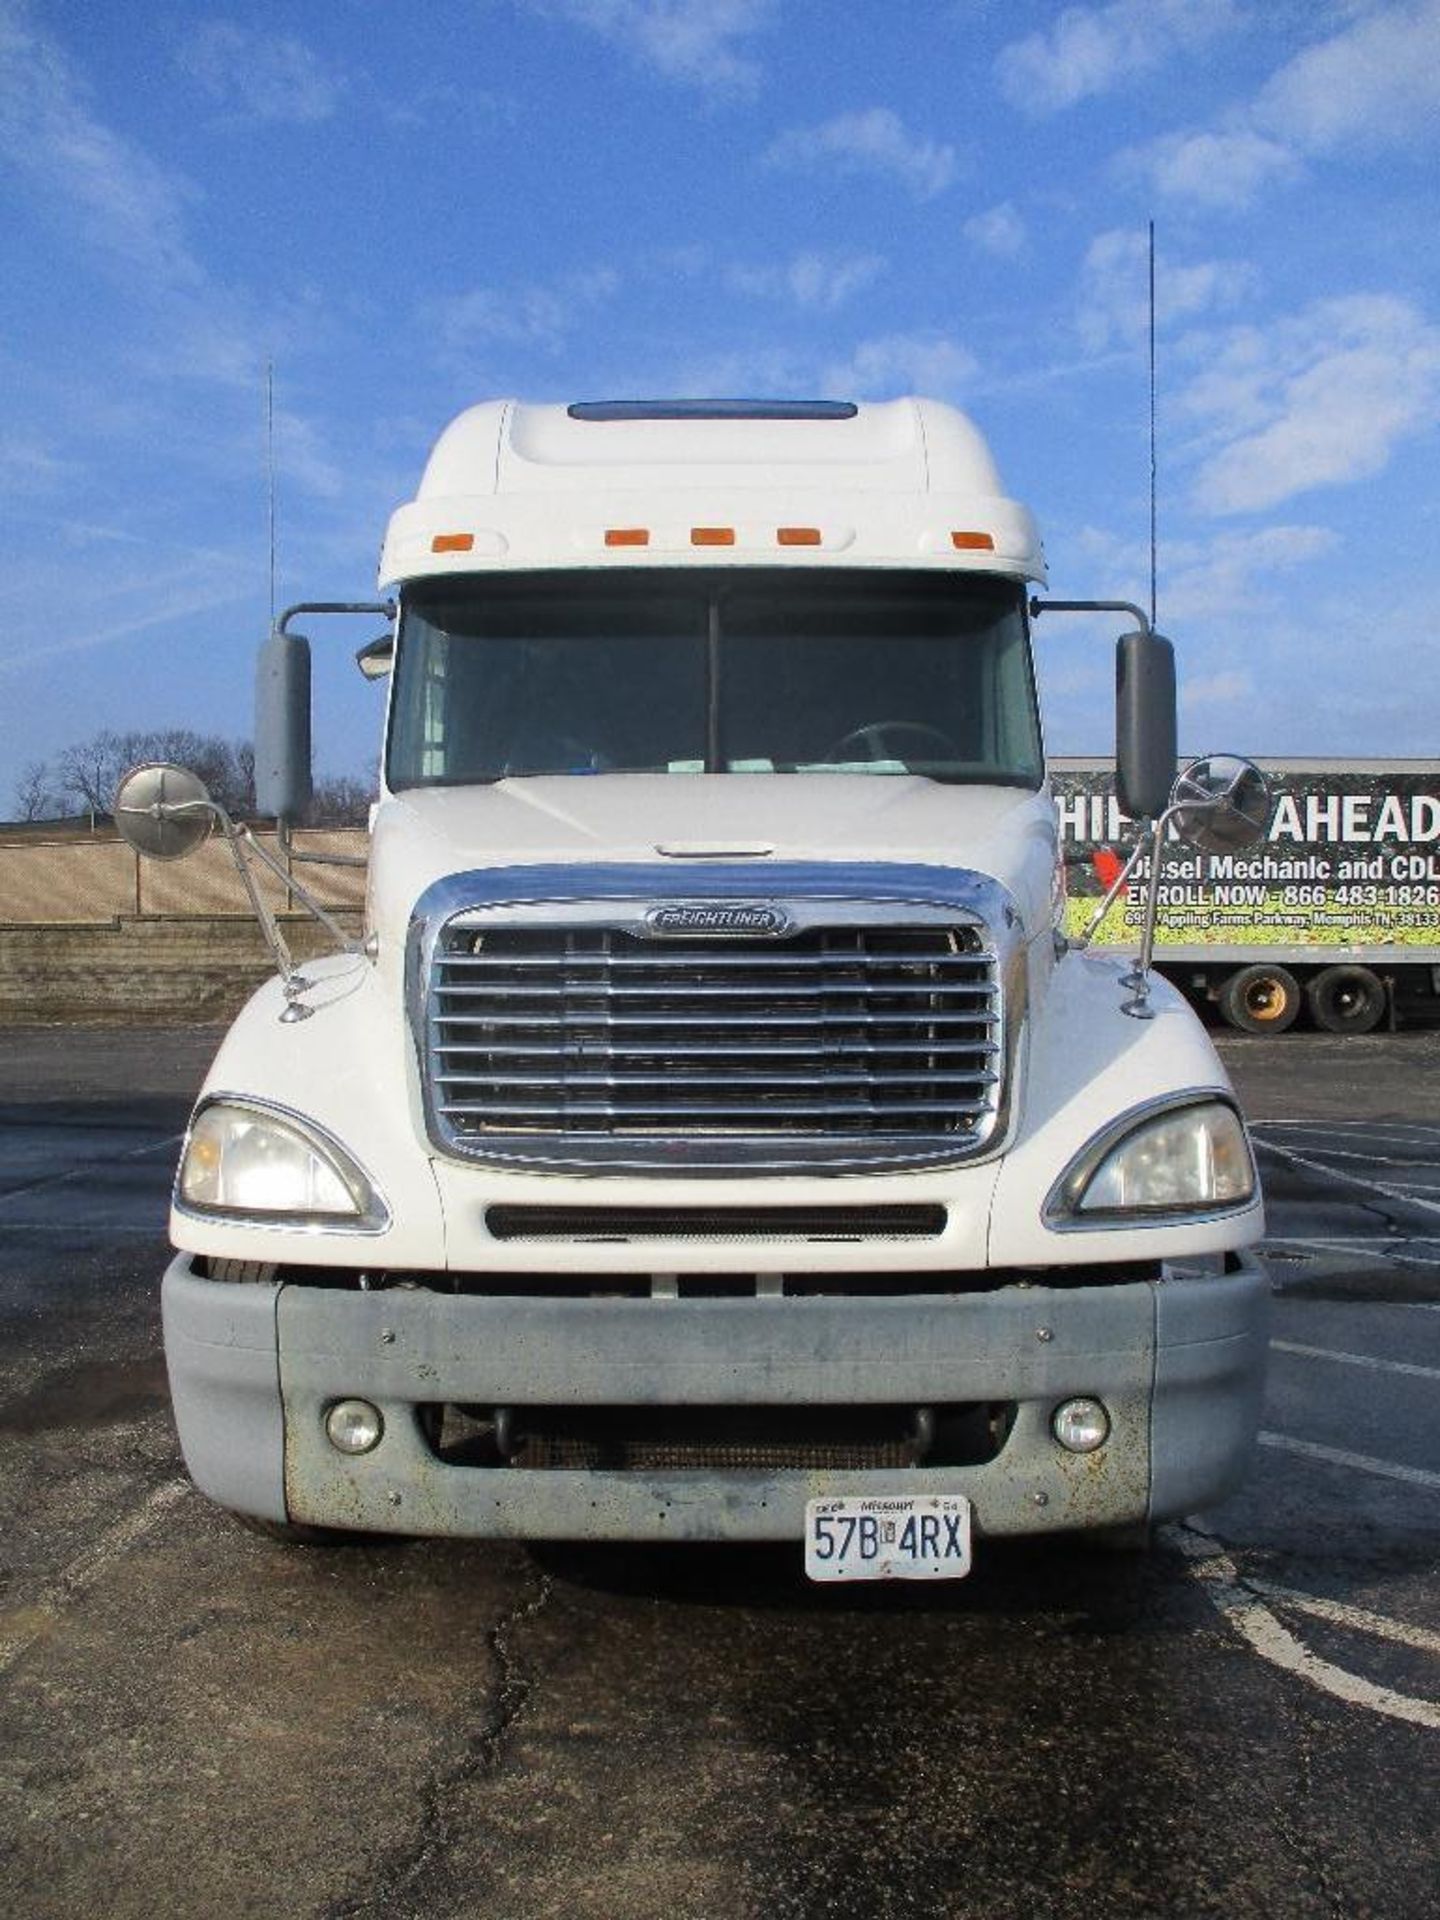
[3,0,1439,813]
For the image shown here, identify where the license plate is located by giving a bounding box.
[804,1494,972,1582]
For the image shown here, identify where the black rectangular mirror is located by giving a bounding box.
[255,628,313,823]
[1115,628,1176,821]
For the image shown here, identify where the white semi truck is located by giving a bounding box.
[120,397,1269,1579]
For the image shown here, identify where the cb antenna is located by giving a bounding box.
[266,358,277,629]
[1148,219,1158,630]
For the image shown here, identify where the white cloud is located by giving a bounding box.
[997,0,1239,113]
[526,0,775,93]
[1162,525,1339,622]
[1255,0,1440,153]
[764,108,957,201]
[668,332,978,406]
[1047,521,1338,630]
[1184,295,1440,514]
[435,268,622,352]
[1181,667,1254,711]
[1077,230,1254,353]
[726,251,885,312]
[964,202,1027,258]
[822,334,978,400]
[0,2,203,288]
[1128,1,1440,209]
[177,21,343,124]
[0,5,343,508]
[665,345,810,396]
[0,432,71,495]
[0,553,253,673]
[1130,127,1299,211]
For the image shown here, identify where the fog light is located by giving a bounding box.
[325,1399,384,1455]
[1052,1397,1110,1454]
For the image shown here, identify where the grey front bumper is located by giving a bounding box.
[161,1254,1268,1541]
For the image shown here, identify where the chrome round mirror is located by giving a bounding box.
[113,763,216,861]
[1169,754,1270,854]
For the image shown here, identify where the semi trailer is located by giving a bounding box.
[1053,757,1440,1034]
[118,396,1270,1578]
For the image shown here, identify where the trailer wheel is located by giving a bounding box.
[1218,963,1301,1034]
[1307,964,1386,1035]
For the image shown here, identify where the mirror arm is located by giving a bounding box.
[1118,810,1182,1019]
[129,793,364,1021]
[277,817,370,871]
[279,599,395,635]
[240,826,364,956]
[216,813,302,998]
[1029,597,1152,637]
[1072,837,1151,950]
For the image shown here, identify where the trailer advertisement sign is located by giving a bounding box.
[1051,761,1440,954]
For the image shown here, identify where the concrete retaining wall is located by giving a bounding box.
[0,915,363,1025]
[0,830,368,923]
[0,831,370,1024]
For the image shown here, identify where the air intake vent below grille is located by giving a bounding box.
[425,916,1004,1171]
[485,1204,947,1241]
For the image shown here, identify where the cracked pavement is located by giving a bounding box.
[0,1026,1436,1919]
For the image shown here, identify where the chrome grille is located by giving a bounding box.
[424,916,1004,1170]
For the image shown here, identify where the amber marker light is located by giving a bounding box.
[777,527,822,546]
[691,527,736,546]
[951,531,995,551]
[431,533,475,553]
[604,528,650,547]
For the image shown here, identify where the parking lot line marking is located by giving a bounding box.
[1270,1340,1440,1382]
[1170,1526,1440,1731]
[2,1221,167,1237]
[0,1132,183,1208]
[1249,1579,1440,1656]
[1266,1234,1438,1245]
[1263,1235,1440,1265]
[1259,1431,1440,1490]
[1258,1121,1440,1138]
[1254,1137,1440,1221]
[1264,1146,1436,1165]
[0,1479,189,1675]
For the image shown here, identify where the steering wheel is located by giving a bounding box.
[500,735,610,776]
[823,721,963,764]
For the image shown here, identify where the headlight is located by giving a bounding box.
[1048,1098,1255,1223]
[178,1099,387,1229]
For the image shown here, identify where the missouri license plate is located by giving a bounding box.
[804,1494,973,1583]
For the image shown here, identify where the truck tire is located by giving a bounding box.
[233,1512,360,1548]
[209,1258,279,1284]
[1218,963,1301,1034]
[1084,1522,1154,1554]
[1307,964,1386,1035]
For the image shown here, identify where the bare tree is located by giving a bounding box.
[55,730,127,817]
[13,760,61,821]
[39,728,256,819]
[309,771,376,828]
[19,726,366,828]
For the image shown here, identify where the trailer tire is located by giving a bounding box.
[1307,964,1386,1035]
[1218,963,1301,1034]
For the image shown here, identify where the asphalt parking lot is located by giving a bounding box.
[0,1025,1436,1920]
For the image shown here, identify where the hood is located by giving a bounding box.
[368,774,1057,938]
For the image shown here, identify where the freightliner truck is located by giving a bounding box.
[118,397,1270,1579]
[1053,757,1440,1035]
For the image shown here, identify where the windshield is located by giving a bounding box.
[387,569,1043,788]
